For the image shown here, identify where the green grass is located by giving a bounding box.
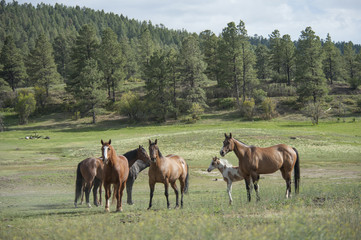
[0,113,360,239]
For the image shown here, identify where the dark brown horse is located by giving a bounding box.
[101,139,129,212]
[74,157,103,208]
[220,133,300,201]
[148,139,189,209]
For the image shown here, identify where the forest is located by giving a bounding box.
[0,1,361,127]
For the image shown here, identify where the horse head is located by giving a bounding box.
[220,133,234,157]
[101,139,112,164]
[207,156,221,172]
[138,145,151,163]
[148,139,159,163]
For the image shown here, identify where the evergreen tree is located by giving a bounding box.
[0,36,27,92]
[255,44,271,81]
[322,33,341,85]
[145,50,172,122]
[269,30,283,79]
[281,34,296,86]
[73,59,106,124]
[99,28,124,102]
[295,27,328,103]
[27,34,60,97]
[199,30,219,82]
[53,34,74,81]
[178,35,208,107]
[343,41,359,89]
[165,47,180,119]
[120,37,139,80]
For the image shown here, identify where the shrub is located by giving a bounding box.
[15,90,36,125]
[253,89,267,104]
[348,77,361,90]
[189,103,204,121]
[214,98,236,110]
[261,98,277,120]
[304,101,327,125]
[115,91,143,121]
[240,98,255,120]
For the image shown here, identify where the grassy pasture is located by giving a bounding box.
[0,113,360,239]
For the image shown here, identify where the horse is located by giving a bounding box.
[207,156,245,205]
[74,157,103,208]
[124,146,151,205]
[74,145,149,208]
[220,133,300,202]
[148,139,189,209]
[101,139,129,212]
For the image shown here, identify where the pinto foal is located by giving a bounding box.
[207,156,245,205]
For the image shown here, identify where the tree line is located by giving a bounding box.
[0,1,361,125]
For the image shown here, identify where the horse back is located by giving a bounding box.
[79,157,99,181]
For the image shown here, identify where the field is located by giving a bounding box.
[0,113,360,239]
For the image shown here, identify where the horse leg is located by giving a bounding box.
[171,181,179,208]
[251,173,260,201]
[244,176,252,202]
[164,180,170,209]
[104,183,111,212]
[115,183,122,212]
[117,181,126,212]
[80,182,85,205]
[227,180,233,205]
[126,176,135,205]
[180,178,186,208]
[99,181,102,206]
[84,182,92,208]
[281,168,292,198]
[147,182,155,210]
[93,178,101,207]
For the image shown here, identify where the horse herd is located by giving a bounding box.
[74,133,300,212]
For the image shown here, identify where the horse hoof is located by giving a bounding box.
[127,202,134,205]
[74,203,78,208]
[116,209,123,212]
[87,204,92,208]
[105,208,110,212]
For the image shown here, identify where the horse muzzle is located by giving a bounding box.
[150,158,156,163]
[220,150,226,157]
[207,168,212,172]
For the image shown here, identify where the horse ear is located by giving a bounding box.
[101,139,104,145]
[229,133,232,138]
[109,139,111,145]
[149,139,152,145]
[224,133,228,138]
[155,139,157,144]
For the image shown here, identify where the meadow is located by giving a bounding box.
[0,112,360,239]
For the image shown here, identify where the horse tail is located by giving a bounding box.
[184,164,190,194]
[74,162,83,206]
[292,147,300,194]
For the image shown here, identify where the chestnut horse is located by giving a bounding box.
[74,157,103,208]
[220,133,300,201]
[148,139,189,209]
[101,139,129,212]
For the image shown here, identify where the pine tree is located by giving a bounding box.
[322,34,341,85]
[281,34,296,86]
[343,41,359,89]
[99,28,124,102]
[269,30,283,79]
[0,36,27,92]
[295,27,328,104]
[27,34,60,97]
[255,44,271,81]
[178,35,208,107]
[199,30,219,82]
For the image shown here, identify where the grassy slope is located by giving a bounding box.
[0,113,360,239]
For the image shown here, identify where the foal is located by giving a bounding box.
[148,139,189,209]
[101,139,129,212]
[207,156,244,205]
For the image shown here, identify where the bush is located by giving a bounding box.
[304,101,327,125]
[261,98,277,120]
[115,91,143,121]
[189,103,204,121]
[214,98,236,110]
[253,89,268,104]
[348,77,361,90]
[240,98,255,120]
[15,90,36,125]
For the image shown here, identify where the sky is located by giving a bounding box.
[10,0,361,43]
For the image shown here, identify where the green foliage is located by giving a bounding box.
[323,34,342,85]
[214,97,236,110]
[189,102,204,120]
[15,89,36,124]
[253,88,267,104]
[33,86,47,111]
[261,97,277,120]
[115,91,143,121]
[240,98,255,120]
[0,35,27,91]
[304,101,327,125]
[295,27,328,103]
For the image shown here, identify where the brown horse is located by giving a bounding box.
[101,139,129,212]
[148,139,189,209]
[74,157,103,208]
[220,133,300,201]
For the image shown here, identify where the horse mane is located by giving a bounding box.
[158,149,163,158]
[123,149,138,161]
[234,138,250,147]
[219,158,233,168]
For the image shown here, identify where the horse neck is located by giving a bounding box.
[108,147,118,165]
[123,149,138,167]
[155,150,165,166]
[233,139,248,159]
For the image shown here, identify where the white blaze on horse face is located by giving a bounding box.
[103,146,109,162]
